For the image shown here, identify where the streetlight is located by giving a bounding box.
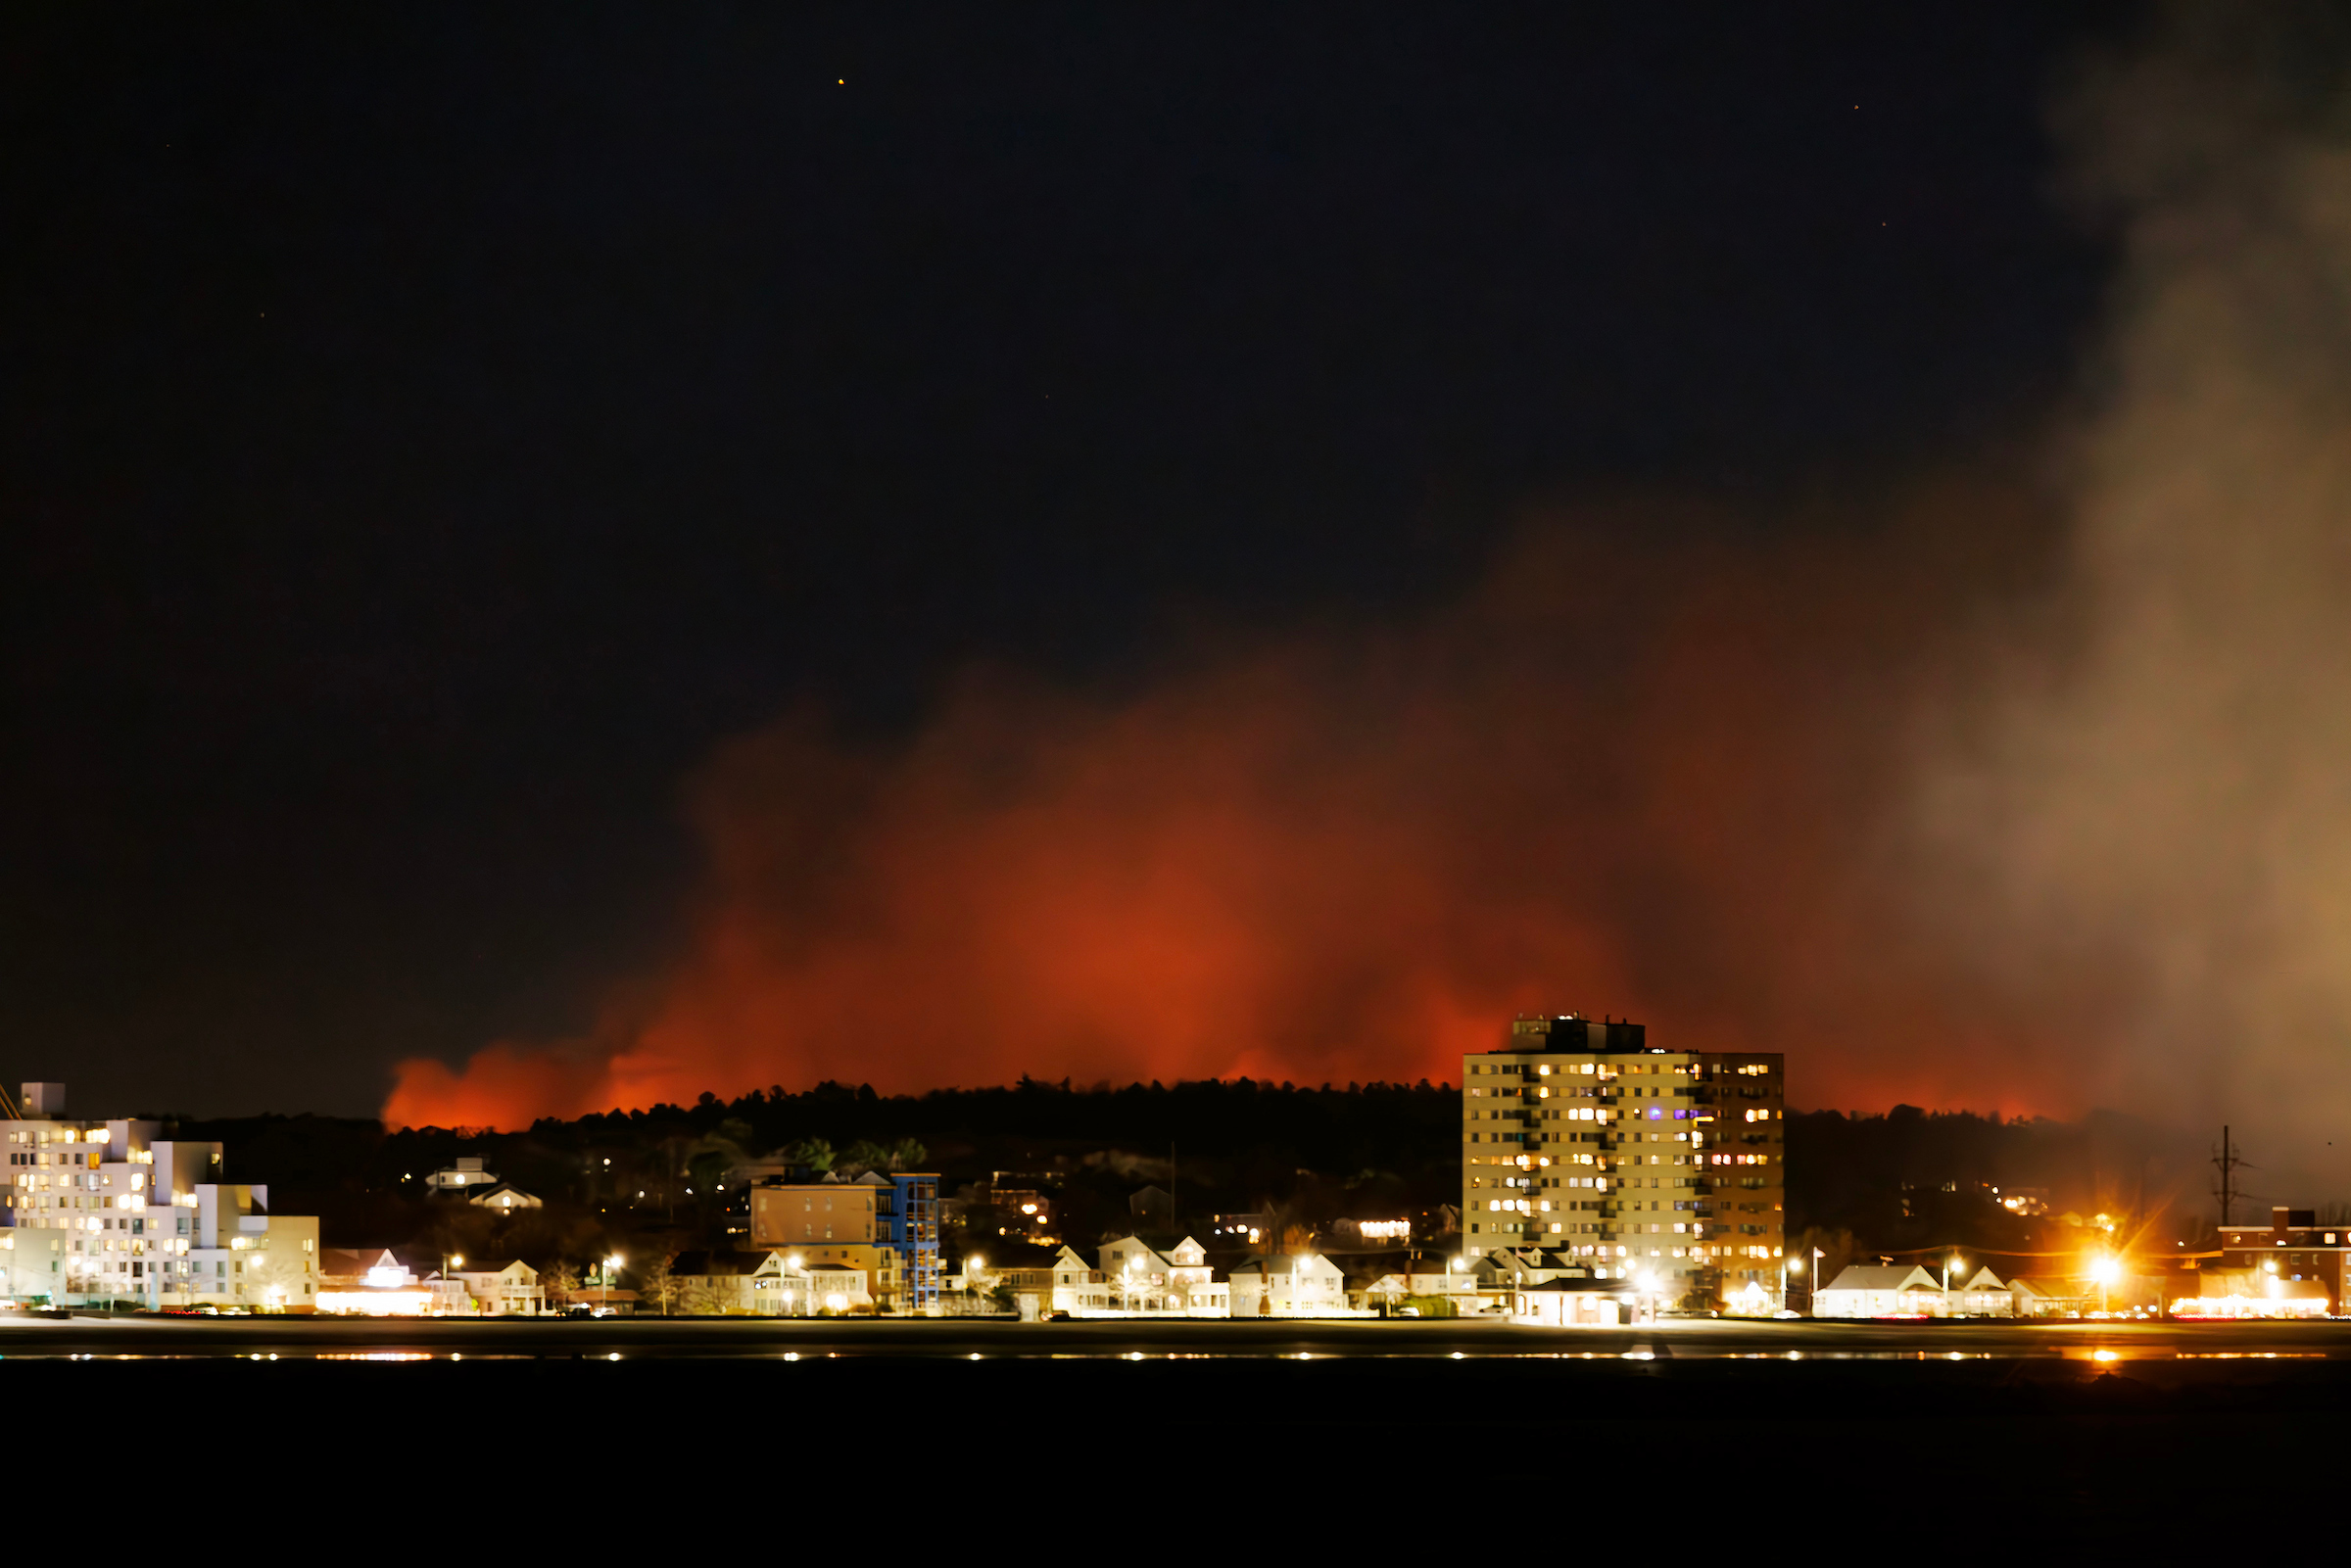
[592,1252,623,1313]
[2090,1255,2121,1315]
[1784,1254,1802,1316]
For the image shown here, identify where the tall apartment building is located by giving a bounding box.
[881,1171,938,1311]
[747,1167,939,1312]
[0,1083,321,1310]
[1463,1016,1786,1307]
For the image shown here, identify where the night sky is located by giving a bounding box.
[6,7,2135,1119]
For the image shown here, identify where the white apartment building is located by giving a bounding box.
[448,1259,544,1314]
[1227,1253,1352,1317]
[1096,1235,1228,1315]
[0,1083,321,1310]
[745,1253,870,1314]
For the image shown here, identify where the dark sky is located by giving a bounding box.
[3,5,2127,1117]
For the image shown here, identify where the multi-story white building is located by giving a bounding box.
[1096,1234,1227,1314]
[448,1258,544,1314]
[1463,1016,1787,1310]
[0,1083,321,1310]
[1227,1253,1351,1317]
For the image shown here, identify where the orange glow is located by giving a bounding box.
[387,493,2095,1130]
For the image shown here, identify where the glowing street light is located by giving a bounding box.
[2089,1254,2121,1314]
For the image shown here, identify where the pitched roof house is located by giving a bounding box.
[1815,1264,1943,1318]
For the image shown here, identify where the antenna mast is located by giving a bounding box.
[2211,1125,2252,1226]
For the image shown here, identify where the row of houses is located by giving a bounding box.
[312,1247,895,1316]
[316,1250,548,1315]
[1811,1261,2316,1318]
[319,1234,1485,1319]
[1813,1210,2351,1320]
[1813,1264,2105,1318]
[960,1238,1655,1319]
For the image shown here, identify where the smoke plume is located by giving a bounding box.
[390,13,2351,1176]
[387,485,2073,1127]
[1916,8,2351,1188]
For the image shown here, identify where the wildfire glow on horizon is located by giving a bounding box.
[393,22,2351,1168]
[384,496,2087,1132]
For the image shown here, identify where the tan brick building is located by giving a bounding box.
[751,1180,877,1249]
[1463,1015,1786,1308]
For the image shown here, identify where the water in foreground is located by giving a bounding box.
[0,1310,2346,1359]
[9,1315,2321,1537]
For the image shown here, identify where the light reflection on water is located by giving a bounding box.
[0,1350,2234,1363]
[0,1336,2343,1363]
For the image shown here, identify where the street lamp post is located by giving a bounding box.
[2091,1255,2120,1315]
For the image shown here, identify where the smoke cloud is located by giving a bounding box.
[388,483,2073,1128]
[390,13,2351,1177]
[1915,8,2351,1189]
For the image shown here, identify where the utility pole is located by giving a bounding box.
[2212,1125,2251,1226]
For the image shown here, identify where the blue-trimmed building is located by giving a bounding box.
[880,1172,939,1312]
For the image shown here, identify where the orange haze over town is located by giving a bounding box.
[385,496,2089,1132]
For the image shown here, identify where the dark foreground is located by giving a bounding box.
[16,1316,2331,1534]
[9,1309,2349,1357]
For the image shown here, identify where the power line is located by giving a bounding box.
[2212,1124,2253,1224]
